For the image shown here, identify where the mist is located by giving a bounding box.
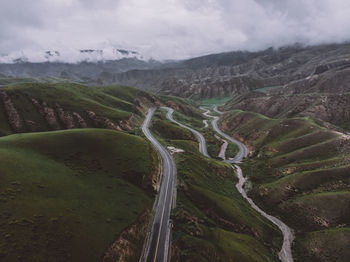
[1,0,350,62]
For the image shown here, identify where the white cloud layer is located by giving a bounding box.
[1,0,350,61]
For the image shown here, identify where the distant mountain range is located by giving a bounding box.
[111,43,350,98]
[1,43,350,101]
[0,47,144,64]
[0,47,163,85]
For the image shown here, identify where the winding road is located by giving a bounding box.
[166,106,294,262]
[142,108,176,262]
[162,107,209,158]
[211,106,246,162]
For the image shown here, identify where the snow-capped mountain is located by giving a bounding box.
[0,47,144,64]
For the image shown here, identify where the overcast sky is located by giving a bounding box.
[1,0,350,61]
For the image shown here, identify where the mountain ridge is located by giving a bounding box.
[1,42,350,100]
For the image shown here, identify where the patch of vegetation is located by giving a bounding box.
[160,95,205,121]
[199,96,232,107]
[0,128,156,262]
[160,95,198,108]
[226,141,240,159]
[206,132,223,159]
[294,228,350,262]
[152,119,195,141]
[172,111,204,130]
[0,77,39,85]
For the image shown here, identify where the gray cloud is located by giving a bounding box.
[1,0,350,61]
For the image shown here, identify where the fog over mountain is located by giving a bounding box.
[1,0,350,62]
[0,47,144,64]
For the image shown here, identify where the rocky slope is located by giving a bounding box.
[113,43,350,98]
[2,43,350,99]
[224,92,350,131]
[221,46,350,131]
[0,82,205,137]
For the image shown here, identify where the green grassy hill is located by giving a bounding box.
[151,109,281,262]
[0,82,158,136]
[220,110,350,261]
[0,128,157,262]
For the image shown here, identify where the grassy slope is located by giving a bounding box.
[199,96,232,107]
[151,110,281,262]
[294,228,350,261]
[0,82,156,135]
[220,110,350,261]
[0,77,38,85]
[0,128,156,262]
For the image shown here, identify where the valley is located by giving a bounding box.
[219,110,350,261]
[149,107,281,262]
[3,1,350,261]
[142,100,350,261]
[165,107,294,261]
[0,43,349,262]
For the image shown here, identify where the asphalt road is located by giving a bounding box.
[142,108,175,262]
[162,107,210,158]
[211,116,246,163]
[213,105,223,115]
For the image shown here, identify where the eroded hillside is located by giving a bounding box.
[219,110,350,261]
[224,92,350,131]
[113,43,350,99]
[0,83,159,136]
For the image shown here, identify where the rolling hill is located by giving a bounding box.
[0,128,158,262]
[219,110,350,261]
